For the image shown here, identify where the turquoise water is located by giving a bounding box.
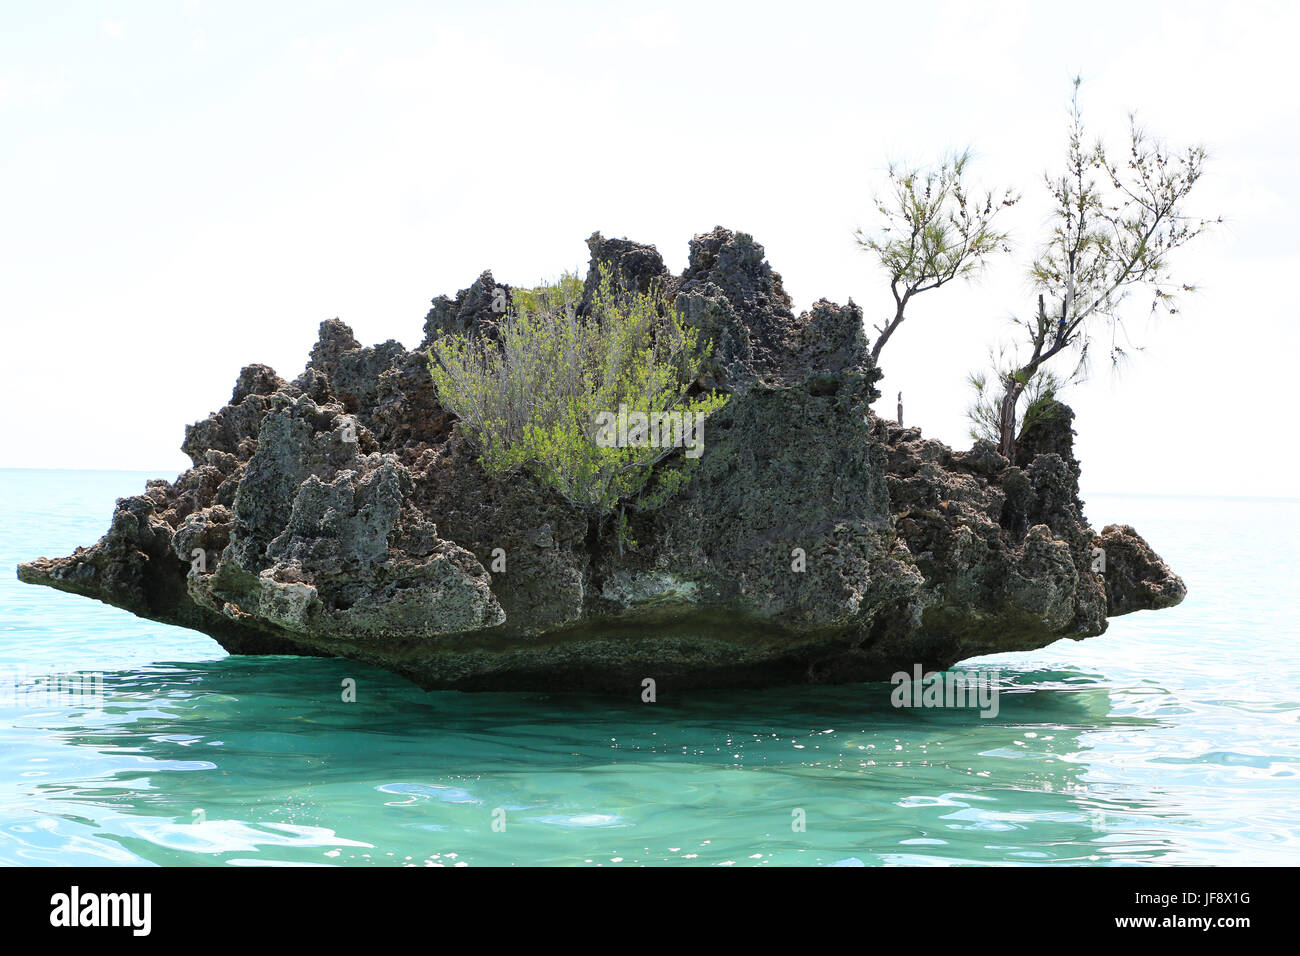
[1,468,1297,867]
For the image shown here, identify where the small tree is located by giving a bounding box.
[974,79,1217,457]
[857,149,1017,364]
[427,263,727,546]
[966,347,1066,445]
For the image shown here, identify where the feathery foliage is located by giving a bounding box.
[856,149,1017,363]
[968,78,1217,455]
[427,263,727,529]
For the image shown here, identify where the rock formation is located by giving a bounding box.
[18,227,1186,692]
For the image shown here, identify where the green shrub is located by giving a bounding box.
[427,263,727,533]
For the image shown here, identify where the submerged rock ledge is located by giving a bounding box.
[18,227,1185,692]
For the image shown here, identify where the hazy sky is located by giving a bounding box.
[2,1,1296,497]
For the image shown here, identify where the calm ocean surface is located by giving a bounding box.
[1,468,1296,866]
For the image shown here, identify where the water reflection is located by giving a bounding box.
[1,655,1211,866]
